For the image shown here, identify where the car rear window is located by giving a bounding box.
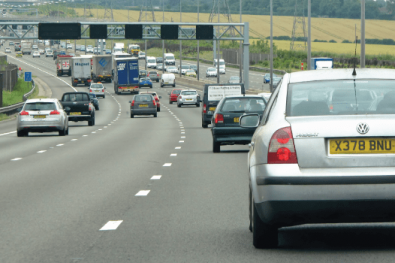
[148,59,156,63]
[181,91,197,95]
[135,95,152,102]
[172,90,181,94]
[63,93,89,101]
[91,84,102,89]
[25,102,56,111]
[221,98,266,113]
[149,71,157,74]
[287,80,395,116]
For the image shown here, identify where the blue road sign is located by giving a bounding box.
[24,72,32,82]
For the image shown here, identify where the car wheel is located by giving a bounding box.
[252,195,278,249]
[196,102,200,107]
[59,128,66,136]
[96,106,99,111]
[154,113,157,117]
[103,95,105,99]
[156,80,159,83]
[169,100,172,104]
[157,107,161,112]
[88,117,95,126]
[17,130,26,137]
[173,82,176,87]
[202,122,208,128]
[65,125,69,135]
[177,103,181,108]
[130,114,134,118]
[213,138,220,153]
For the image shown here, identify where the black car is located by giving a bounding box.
[190,65,198,74]
[211,95,266,153]
[156,57,163,64]
[139,70,147,78]
[201,83,245,128]
[89,93,100,110]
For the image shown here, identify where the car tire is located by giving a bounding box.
[173,82,176,87]
[156,80,159,83]
[196,103,200,107]
[59,128,66,136]
[252,195,278,249]
[96,106,99,111]
[65,125,69,135]
[202,121,208,128]
[130,114,134,118]
[88,117,95,126]
[213,138,220,153]
[154,113,157,118]
[17,130,27,137]
[103,95,106,99]
[157,107,161,112]
[177,103,181,108]
[169,100,172,104]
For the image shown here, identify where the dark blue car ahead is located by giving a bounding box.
[139,77,153,89]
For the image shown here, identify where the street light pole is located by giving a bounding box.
[217,0,220,84]
[179,0,182,78]
[197,0,200,81]
[307,0,311,70]
[269,0,273,92]
[239,0,242,83]
[361,0,365,68]
[162,0,165,74]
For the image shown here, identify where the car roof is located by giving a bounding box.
[26,98,58,103]
[289,68,395,83]
[223,95,264,99]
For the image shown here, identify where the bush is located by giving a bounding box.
[314,39,327,42]
[329,40,337,43]
[342,40,352,43]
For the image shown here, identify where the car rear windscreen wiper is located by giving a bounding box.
[227,110,245,113]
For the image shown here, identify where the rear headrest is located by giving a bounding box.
[308,91,326,102]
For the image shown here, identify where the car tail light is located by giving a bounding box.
[147,74,150,76]
[131,100,135,106]
[89,103,92,111]
[179,96,182,99]
[20,111,29,115]
[157,74,159,77]
[89,89,92,92]
[214,113,224,124]
[268,127,298,164]
[203,104,207,114]
[74,79,78,82]
[50,110,60,115]
[102,89,104,92]
[88,79,91,83]
[153,100,156,106]
[155,97,159,101]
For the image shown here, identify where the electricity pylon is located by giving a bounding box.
[138,0,156,22]
[290,0,307,51]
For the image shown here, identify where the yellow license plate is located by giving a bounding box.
[33,115,46,119]
[186,99,192,101]
[329,138,395,154]
[70,112,81,115]
[234,117,240,123]
[139,104,148,107]
[209,107,216,111]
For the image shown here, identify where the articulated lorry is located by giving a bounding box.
[56,55,73,76]
[92,55,112,83]
[71,57,91,86]
[113,57,139,95]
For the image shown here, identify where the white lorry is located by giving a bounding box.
[71,57,92,87]
[21,40,32,55]
[113,43,124,53]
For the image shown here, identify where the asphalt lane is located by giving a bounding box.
[1,44,395,262]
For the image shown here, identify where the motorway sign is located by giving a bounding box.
[24,72,32,82]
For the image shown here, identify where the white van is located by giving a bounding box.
[160,73,176,87]
[214,59,226,73]
[146,56,157,68]
[164,53,175,65]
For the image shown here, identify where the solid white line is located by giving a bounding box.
[56,144,64,147]
[99,220,123,231]
[151,175,162,180]
[170,153,177,156]
[163,163,172,167]
[11,158,22,161]
[0,131,17,137]
[135,190,151,196]
[175,147,181,149]
[37,150,46,153]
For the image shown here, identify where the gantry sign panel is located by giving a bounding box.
[0,22,243,41]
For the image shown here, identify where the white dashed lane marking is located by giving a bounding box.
[151,175,162,180]
[179,141,184,143]
[37,150,46,153]
[99,220,123,231]
[11,158,22,161]
[175,147,181,149]
[135,190,151,196]
[56,144,64,147]
[163,163,172,167]
[0,131,16,137]
[71,139,78,141]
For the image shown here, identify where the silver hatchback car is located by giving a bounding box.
[130,94,157,118]
[241,68,395,248]
[177,90,200,107]
[17,98,69,137]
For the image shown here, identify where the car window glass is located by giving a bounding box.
[173,90,181,94]
[221,98,266,113]
[287,80,394,116]
[91,84,102,89]
[181,91,197,95]
[261,85,280,125]
[25,102,56,111]
[135,95,152,102]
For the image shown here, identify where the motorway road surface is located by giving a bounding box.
[0,45,395,262]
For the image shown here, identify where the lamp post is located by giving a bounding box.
[269,0,273,92]
[361,0,365,68]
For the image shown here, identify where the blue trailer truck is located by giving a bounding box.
[114,57,139,95]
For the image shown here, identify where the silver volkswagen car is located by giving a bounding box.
[241,68,395,248]
[17,98,69,137]
[177,90,200,107]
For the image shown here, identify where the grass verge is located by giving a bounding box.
[2,78,33,107]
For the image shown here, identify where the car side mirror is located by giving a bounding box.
[159,96,162,99]
[129,101,132,103]
[240,114,260,128]
[64,107,71,111]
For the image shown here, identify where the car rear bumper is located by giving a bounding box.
[179,99,198,104]
[212,127,255,144]
[131,108,157,115]
[67,115,92,122]
[17,120,65,132]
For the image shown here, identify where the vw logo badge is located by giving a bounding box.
[357,123,369,134]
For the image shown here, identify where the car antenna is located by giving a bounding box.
[352,24,357,76]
